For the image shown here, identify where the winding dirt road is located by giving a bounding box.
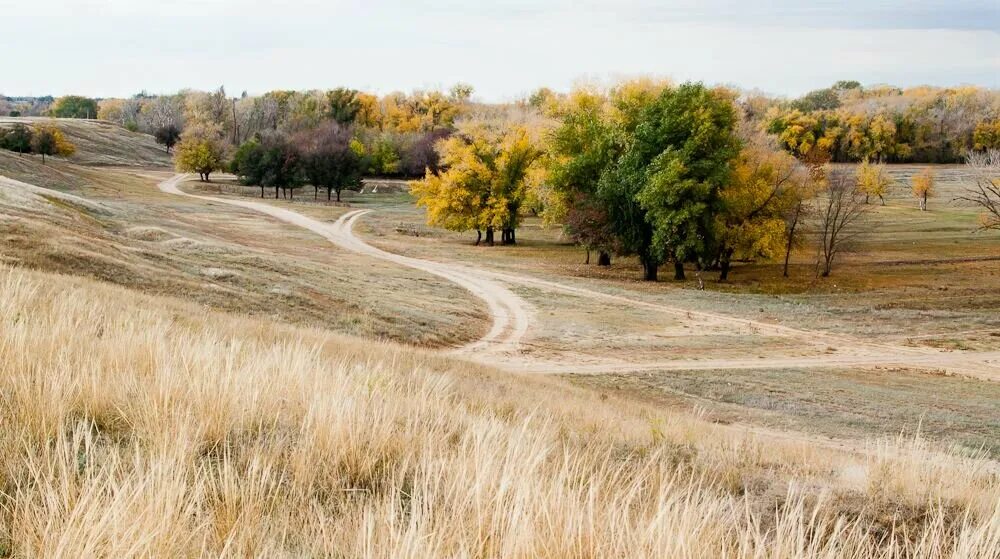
[159,174,1000,380]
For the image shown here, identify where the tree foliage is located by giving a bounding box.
[30,125,76,163]
[174,126,225,182]
[411,123,543,245]
[50,96,98,119]
[911,168,934,211]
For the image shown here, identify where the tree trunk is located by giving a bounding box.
[642,260,658,281]
[597,251,611,266]
[673,260,686,281]
[585,248,590,265]
[719,249,733,281]
[260,186,265,198]
[289,188,293,200]
[475,230,482,246]
[336,189,342,202]
[314,187,318,200]
[275,186,280,199]
[485,227,495,246]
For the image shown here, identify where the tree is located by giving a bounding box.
[154,125,181,153]
[412,123,542,245]
[326,88,360,125]
[911,168,934,211]
[624,83,741,280]
[50,95,98,119]
[856,159,892,205]
[231,134,303,198]
[715,143,804,280]
[973,121,1000,151]
[782,148,827,277]
[0,124,33,154]
[817,171,869,277]
[959,150,1000,231]
[295,123,366,202]
[547,87,620,266]
[30,125,76,163]
[175,127,225,182]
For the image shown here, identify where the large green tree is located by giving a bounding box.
[604,83,740,280]
[50,96,99,119]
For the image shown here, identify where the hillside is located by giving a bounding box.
[0,117,172,167]
[1,263,998,556]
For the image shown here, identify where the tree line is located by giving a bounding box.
[412,80,1000,282]
[760,82,1000,163]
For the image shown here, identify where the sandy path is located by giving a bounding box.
[159,174,1000,380]
[158,174,529,355]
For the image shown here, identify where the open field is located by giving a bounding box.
[2,132,998,555]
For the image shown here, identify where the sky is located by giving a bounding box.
[1,0,997,101]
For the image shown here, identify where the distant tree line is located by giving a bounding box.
[759,82,1000,163]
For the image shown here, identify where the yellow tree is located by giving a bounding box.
[856,159,893,205]
[411,123,542,245]
[174,125,225,182]
[716,143,805,280]
[911,168,934,211]
[30,125,76,163]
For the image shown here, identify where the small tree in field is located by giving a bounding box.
[856,159,892,205]
[959,149,1000,231]
[175,128,225,182]
[154,125,182,153]
[817,170,869,277]
[911,168,934,211]
[30,125,76,163]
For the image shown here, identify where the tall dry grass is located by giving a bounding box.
[0,265,997,557]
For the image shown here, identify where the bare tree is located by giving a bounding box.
[959,149,1000,231]
[817,170,870,277]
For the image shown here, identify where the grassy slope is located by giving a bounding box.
[0,152,486,347]
[0,117,173,167]
[1,264,997,557]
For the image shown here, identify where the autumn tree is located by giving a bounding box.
[30,125,76,163]
[175,126,225,182]
[715,142,805,280]
[856,159,893,205]
[959,149,1000,231]
[295,123,366,201]
[973,121,1000,150]
[911,168,934,211]
[412,123,542,246]
[50,95,98,119]
[154,125,181,153]
[817,170,869,277]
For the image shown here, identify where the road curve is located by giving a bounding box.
[159,174,1000,380]
[158,174,531,356]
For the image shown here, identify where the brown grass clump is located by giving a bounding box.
[0,265,997,557]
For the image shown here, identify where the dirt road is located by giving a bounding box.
[159,174,1000,380]
[158,174,529,355]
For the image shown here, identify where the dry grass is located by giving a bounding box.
[0,264,998,557]
[0,117,172,167]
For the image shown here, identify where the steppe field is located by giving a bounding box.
[1,105,998,559]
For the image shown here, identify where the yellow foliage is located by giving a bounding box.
[411,124,542,236]
[856,160,893,204]
[911,168,934,210]
[719,145,804,261]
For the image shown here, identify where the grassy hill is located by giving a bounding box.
[1,263,997,556]
[0,117,172,167]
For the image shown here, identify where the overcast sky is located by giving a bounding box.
[1,0,997,100]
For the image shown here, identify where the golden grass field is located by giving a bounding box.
[0,119,999,557]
